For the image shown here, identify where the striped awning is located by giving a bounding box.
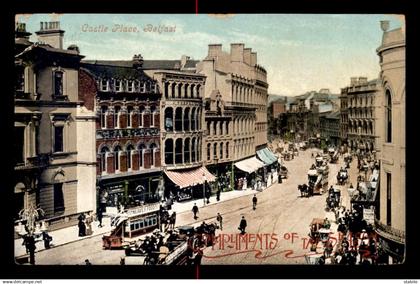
[164,167,216,189]
[257,148,278,165]
[235,156,266,173]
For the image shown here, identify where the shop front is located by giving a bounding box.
[234,156,266,191]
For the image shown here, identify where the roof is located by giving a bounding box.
[82,59,199,70]
[235,156,266,173]
[80,62,154,81]
[16,43,84,59]
[164,167,216,189]
[326,111,340,119]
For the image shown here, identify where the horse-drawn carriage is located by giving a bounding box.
[308,218,332,252]
[307,168,328,195]
[336,169,349,185]
[283,151,293,161]
[328,148,339,164]
[279,165,288,179]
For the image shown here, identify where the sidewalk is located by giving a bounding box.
[14,182,271,258]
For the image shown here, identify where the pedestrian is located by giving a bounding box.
[78,213,86,237]
[192,203,199,220]
[85,212,93,235]
[42,231,52,249]
[216,213,223,230]
[120,257,125,265]
[97,208,103,228]
[238,216,247,234]
[85,259,92,265]
[252,194,258,210]
[170,212,176,229]
[216,188,221,202]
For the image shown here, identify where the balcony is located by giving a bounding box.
[375,218,405,244]
[97,128,159,140]
[15,153,51,171]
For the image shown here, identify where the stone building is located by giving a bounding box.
[196,44,269,177]
[319,111,341,146]
[375,21,405,263]
[80,56,162,209]
[340,77,380,153]
[14,22,96,224]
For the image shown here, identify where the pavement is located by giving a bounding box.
[14,172,271,258]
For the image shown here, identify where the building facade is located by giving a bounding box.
[319,111,341,146]
[14,22,96,224]
[375,21,405,263]
[271,100,286,118]
[81,56,162,209]
[340,77,379,154]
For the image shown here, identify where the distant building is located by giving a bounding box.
[340,77,380,153]
[271,99,286,118]
[319,111,341,146]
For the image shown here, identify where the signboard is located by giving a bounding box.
[126,202,160,216]
[363,208,375,225]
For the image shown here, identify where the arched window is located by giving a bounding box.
[171,83,176,99]
[226,121,229,135]
[220,121,224,135]
[385,89,392,143]
[164,82,169,99]
[175,108,182,131]
[114,145,122,171]
[175,138,183,164]
[213,121,217,136]
[139,106,145,127]
[191,108,196,131]
[150,105,156,127]
[191,137,196,162]
[220,142,223,159]
[164,107,173,132]
[126,144,134,170]
[178,83,182,98]
[138,144,146,168]
[100,106,107,128]
[207,121,211,135]
[114,106,121,129]
[184,138,190,163]
[196,84,200,98]
[190,84,195,98]
[150,143,157,167]
[196,109,200,130]
[207,143,211,161]
[100,146,109,173]
[226,142,229,159]
[127,106,133,128]
[184,107,190,131]
[213,143,217,159]
[184,83,189,98]
[164,139,173,165]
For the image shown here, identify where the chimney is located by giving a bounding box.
[350,77,358,86]
[380,20,390,32]
[180,55,190,69]
[230,43,244,62]
[358,77,368,85]
[250,52,257,66]
[208,44,222,58]
[244,48,252,65]
[132,54,144,69]
[35,21,64,49]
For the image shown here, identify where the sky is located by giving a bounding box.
[16,14,404,96]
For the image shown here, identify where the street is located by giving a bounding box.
[31,148,358,265]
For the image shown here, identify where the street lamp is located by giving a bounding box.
[202,172,207,207]
[16,204,45,265]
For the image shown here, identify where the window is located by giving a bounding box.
[207,121,211,135]
[220,121,224,135]
[213,121,217,136]
[16,67,24,91]
[386,173,392,226]
[175,108,182,131]
[207,143,211,161]
[127,145,134,170]
[191,108,196,131]
[138,144,146,168]
[213,143,217,159]
[226,142,229,159]
[385,90,392,143]
[100,146,109,173]
[114,146,122,171]
[150,105,156,127]
[127,106,133,128]
[114,106,121,129]
[184,138,190,163]
[226,122,229,135]
[54,125,64,152]
[14,127,25,165]
[140,82,145,93]
[115,80,122,92]
[100,106,107,128]
[100,79,109,91]
[191,138,196,162]
[127,81,133,92]
[175,139,183,164]
[184,108,190,131]
[150,143,157,166]
[139,106,145,127]
[164,139,173,165]
[53,183,64,213]
[164,108,173,132]
[220,142,223,159]
[54,71,63,98]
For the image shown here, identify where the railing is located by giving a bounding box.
[15,154,51,170]
[97,128,159,139]
[374,218,405,244]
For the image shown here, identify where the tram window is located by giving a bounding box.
[139,221,144,228]
[135,223,139,230]
[130,224,135,231]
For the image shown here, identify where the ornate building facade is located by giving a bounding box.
[81,56,162,209]
[375,21,405,263]
[14,22,97,224]
[340,77,380,153]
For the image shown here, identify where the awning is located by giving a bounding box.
[164,167,216,189]
[256,148,278,165]
[235,156,266,173]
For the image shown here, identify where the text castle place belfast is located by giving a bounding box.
[13,18,405,266]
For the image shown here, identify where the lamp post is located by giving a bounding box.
[16,204,45,265]
[202,172,207,207]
